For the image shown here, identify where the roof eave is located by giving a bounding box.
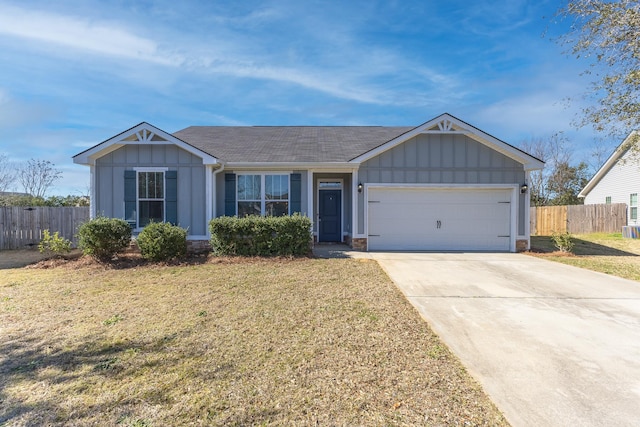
[579,130,637,198]
[224,161,356,170]
[350,113,544,169]
[72,122,220,166]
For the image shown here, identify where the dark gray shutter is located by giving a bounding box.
[290,173,301,214]
[225,173,236,216]
[165,170,178,225]
[124,170,136,227]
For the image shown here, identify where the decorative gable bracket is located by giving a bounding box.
[73,122,219,166]
[122,129,168,143]
[427,118,458,132]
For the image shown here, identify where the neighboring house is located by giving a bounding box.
[579,132,639,226]
[73,113,544,252]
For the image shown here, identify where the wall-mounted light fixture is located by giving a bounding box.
[520,184,528,194]
[358,183,363,193]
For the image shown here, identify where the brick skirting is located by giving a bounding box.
[516,239,528,252]
[187,240,211,254]
[351,238,367,251]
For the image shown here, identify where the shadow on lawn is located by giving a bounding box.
[0,331,190,425]
[530,236,638,257]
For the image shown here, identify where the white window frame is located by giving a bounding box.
[135,167,168,230]
[605,196,612,205]
[631,193,638,221]
[236,173,291,216]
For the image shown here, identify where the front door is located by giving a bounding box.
[319,189,341,242]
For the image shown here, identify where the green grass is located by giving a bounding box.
[0,257,507,426]
[529,233,640,281]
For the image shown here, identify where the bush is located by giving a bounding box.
[551,231,574,253]
[38,229,72,256]
[137,222,187,261]
[77,217,132,262]
[209,214,312,256]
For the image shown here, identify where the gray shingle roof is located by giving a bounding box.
[172,126,415,163]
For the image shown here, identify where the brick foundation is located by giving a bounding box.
[186,240,211,254]
[351,238,367,251]
[516,239,528,252]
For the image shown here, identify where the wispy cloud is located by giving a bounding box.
[0,2,461,106]
[0,0,598,194]
[0,4,180,65]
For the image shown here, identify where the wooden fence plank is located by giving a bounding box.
[0,207,90,250]
[531,203,627,235]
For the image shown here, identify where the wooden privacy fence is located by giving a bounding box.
[0,207,90,250]
[530,203,627,235]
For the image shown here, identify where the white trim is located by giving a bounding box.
[134,168,169,232]
[235,172,291,216]
[133,167,169,172]
[364,183,518,252]
[73,122,219,166]
[524,170,531,250]
[307,170,314,226]
[89,165,96,219]
[225,162,353,171]
[318,180,344,189]
[211,164,225,223]
[352,168,359,239]
[350,113,544,171]
[187,235,209,241]
[205,165,214,236]
[230,169,294,174]
[579,131,637,198]
[316,178,344,242]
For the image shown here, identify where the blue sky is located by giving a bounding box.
[0,0,610,195]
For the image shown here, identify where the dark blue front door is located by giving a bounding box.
[319,189,341,242]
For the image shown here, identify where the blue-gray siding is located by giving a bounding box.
[358,133,527,235]
[95,145,207,235]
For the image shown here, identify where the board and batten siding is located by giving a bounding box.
[95,144,207,235]
[583,149,640,226]
[357,133,527,235]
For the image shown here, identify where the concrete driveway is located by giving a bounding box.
[368,252,640,427]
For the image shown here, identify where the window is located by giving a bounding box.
[237,174,289,216]
[138,171,164,227]
[605,196,612,204]
[631,193,638,221]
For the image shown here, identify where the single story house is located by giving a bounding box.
[579,131,639,225]
[73,113,544,252]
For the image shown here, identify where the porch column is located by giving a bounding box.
[307,170,314,237]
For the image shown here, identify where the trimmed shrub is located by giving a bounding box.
[77,217,132,262]
[137,222,187,261]
[209,214,312,256]
[38,229,72,256]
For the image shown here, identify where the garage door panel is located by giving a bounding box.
[367,188,512,251]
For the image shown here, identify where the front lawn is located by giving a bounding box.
[529,233,640,281]
[0,256,507,426]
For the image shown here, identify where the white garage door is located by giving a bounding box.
[367,187,512,251]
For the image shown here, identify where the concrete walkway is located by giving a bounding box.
[365,252,640,427]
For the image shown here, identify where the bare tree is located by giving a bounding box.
[520,133,587,206]
[17,159,62,198]
[588,142,614,175]
[0,153,15,192]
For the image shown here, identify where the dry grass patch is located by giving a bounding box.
[529,234,640,281]
[1,257,507,426]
